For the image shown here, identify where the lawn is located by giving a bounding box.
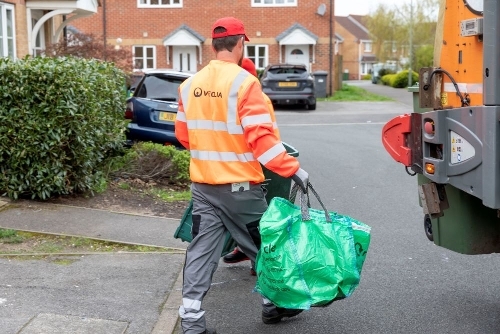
[319,84,394,102]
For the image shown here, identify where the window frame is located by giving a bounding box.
[363,41,372,53]
[133,45,157,72]
[244,44,269,70]
[251,0,297,8]
[0,2,16,59]
[137,0,182,8]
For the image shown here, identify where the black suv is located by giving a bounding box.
[260,64,316,110]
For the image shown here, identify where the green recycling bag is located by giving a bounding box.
[255,183,371,310]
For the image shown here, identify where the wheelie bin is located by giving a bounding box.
[174,142,299,256]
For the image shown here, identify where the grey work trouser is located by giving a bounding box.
[179,182,272,333]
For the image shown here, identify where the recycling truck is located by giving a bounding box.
[382,0,500,254]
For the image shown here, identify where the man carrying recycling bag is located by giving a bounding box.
[255,182,371,310]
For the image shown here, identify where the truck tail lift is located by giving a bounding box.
[381,0,500,255]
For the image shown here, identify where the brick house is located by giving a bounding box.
[67,0,334,91]
[335,15,376,80]
[1,0,99,58]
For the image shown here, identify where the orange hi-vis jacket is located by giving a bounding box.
[263,93,281,139]
[175,60,299,185]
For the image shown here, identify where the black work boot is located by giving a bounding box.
[223,247,249,263]
[201,329,217,334]
[262,307,303,324]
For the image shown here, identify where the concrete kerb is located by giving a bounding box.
[0,199,9,210]
[151,265,184,334]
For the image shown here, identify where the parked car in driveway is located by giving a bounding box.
[125,69,193,147]
[260,63,316,110]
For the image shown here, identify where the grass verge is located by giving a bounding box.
[0,228,179,257]
[146,188,192,202]
[319,84,394,102]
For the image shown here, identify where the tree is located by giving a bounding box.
[415,45,434,70]
[364,0,439,72]
[363,6,400,63]
[42,33,133,75]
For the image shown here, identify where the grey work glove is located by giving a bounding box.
[291,168,309,193]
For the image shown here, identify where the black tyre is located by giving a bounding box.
[424,214,433,242]
[308,103,316,111]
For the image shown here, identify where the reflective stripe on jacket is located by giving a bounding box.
[175,60,299,185]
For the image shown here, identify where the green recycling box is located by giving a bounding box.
[174,142,299,256]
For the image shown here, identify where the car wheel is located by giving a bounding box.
[308,103,316,111]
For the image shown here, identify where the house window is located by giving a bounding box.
[133,46,156,71]
[252,0,297,7]
[245,45,268,70]
[0,3,16,59]
[363,42,372,53]
[138,0,182,8]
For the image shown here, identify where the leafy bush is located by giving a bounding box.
[0,56,127,199]
[111,142,190,186]
[391,70,419,88]
[361,74,372,80]
[378,68,396,78]
[381,74,396,86]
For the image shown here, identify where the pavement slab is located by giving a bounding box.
[19,313,129,334]
[0,253,184,334]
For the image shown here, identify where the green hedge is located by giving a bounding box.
[381,74,396,86]
[0,56,127,199]
[381,71,419,88]
[378,68,396,78]
[392,70,419,88]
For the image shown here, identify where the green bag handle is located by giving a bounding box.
[290,182,332,223]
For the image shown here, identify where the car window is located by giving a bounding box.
[268,67,307,75]
[135,74,187,101]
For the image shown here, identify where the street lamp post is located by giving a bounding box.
[329,0,333,96]
[408,0,413,87]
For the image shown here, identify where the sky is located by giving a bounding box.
[334,0,406,16]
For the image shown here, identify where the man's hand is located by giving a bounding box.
[291,168,309,193]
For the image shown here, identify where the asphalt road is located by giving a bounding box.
[185,86,500,334]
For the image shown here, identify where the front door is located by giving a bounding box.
[173,46,196,72]
[285,45,309,67]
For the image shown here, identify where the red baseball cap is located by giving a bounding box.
[241,58,257,77]
[212,17,250,41]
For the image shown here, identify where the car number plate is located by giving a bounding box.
[159,112,176,122]
[278,82,298,87]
